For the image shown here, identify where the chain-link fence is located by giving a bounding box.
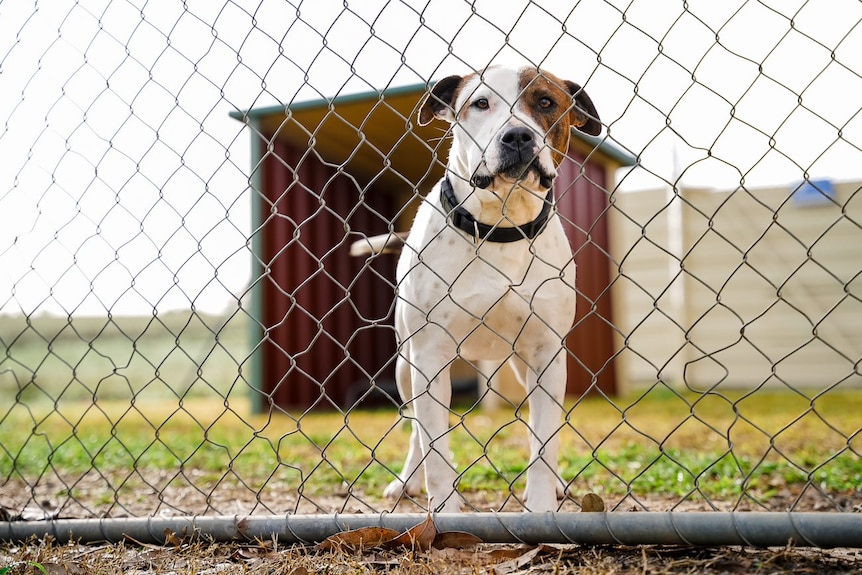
[1,0,860,541]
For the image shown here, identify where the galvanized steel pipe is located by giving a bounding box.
[2,512,861,548]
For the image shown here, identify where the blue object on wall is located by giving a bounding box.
[793,179,835,206]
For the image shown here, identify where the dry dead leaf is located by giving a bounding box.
[386,512,437,551]
[316,513,442,553]
[486,546,535,561]
[489,546,545,575]
[581,492,605,512]
[163,528,183,547]
[316,526,401,552]
[232,542,278,561]
[432,530,484,549]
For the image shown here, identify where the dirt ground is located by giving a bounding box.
[2,476,861,574]
[2,493,862,573]
[1,535,861,575]
[2,472,860,519]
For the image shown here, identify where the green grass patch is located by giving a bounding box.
[2,387,859,508]
[0,311,249,405]
[1,314,859,508]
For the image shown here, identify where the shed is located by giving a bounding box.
[231,83,636,413]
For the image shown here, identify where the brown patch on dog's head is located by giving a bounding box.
[518,68,601,165]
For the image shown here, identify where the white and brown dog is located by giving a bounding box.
[359,66,600,512]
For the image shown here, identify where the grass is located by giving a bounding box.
[1,386,860,513]
[0,311,248,405]
[0,312,860,514]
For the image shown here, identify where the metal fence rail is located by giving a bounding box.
[1,0,860,546]
[4,513,862,548]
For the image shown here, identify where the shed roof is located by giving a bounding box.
[231,82,636,191]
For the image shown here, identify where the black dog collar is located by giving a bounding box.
[440,177,553,243]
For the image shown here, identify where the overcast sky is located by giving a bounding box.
[1,0,860,316]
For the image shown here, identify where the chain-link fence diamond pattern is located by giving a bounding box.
[1,1,860,525]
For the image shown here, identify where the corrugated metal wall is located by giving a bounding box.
[257,139,618,411]
[557,151,617,396]
[258,137,397,411]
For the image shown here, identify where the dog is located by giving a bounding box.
[355,66,601,512]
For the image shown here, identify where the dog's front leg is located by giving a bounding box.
[409,339,461,512]
[384,353,424,500]
[522,351,567,512]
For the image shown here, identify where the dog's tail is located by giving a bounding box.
[349,231,408,257]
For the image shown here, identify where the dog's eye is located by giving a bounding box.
[473,98,490,110]
[538,97,554,110]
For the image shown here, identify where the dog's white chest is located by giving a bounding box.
[396,202,576,361]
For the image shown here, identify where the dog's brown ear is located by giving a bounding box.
[418,75,463,125]
[564,81,601,136]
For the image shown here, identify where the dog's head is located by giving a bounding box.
[418,66,601,195]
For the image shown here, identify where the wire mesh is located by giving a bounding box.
[0,0,860,527]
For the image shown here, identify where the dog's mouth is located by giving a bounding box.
[471,158,555,190]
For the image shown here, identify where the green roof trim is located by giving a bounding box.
[229,82,429,121]
[230,82,637,167]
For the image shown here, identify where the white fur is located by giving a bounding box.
[385,67,582,512]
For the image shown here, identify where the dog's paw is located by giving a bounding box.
[434,496,463,513]
[524,483,560,512]
[384,477,422,500]
[524,495,558,513]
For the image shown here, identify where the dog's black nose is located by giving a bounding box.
[501,127,534,151]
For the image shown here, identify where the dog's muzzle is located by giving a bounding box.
[473,126,556,189]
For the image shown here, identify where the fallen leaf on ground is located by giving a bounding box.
[386,512,437,551]
[316,527,401,552]
[231,542,278,561]
[163,529,183,547]
[485,546,537,561]
[489,546,545,574]
[316,514,492,554]
[581,492,605,512]
[432,531,484,549]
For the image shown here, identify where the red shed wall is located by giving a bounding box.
[556,151,618,396]
[258,140,617,411]
[258,138,397,411]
